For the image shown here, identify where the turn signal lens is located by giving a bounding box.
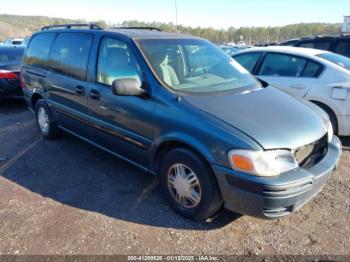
[231,155,254,172]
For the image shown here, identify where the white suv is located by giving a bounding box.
[3,38,24,46]
[233,46,350,136]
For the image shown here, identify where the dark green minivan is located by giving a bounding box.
[21,24,341,220]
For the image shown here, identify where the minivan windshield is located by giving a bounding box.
[318,52,350,71]
[137,38,259,93]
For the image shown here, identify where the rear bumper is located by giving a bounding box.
[0,79,23,98]
[22,87,33,108]
[212,136,342,219]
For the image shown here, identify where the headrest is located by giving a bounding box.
[106,47,129,67]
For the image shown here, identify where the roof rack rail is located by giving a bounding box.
[300,34,334,40]
[113,26,162,31]
[300,36,312,40]
[314,34,333,38]
[41,23,102,31]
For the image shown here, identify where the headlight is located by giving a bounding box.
[327,121,333,143]
[228,149,298,177]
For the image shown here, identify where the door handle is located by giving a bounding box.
[90,89,101,100]
[75,85,85,95]
[291,84,306,90]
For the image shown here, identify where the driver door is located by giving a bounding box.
[87,37,156,167]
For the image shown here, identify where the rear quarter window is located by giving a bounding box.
[335,41,350,58]
[23,33,55,68]
[302,61,323,77]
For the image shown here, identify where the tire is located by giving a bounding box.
[35,99,62,140]
[159,148,223,221]
[314,102,338,134]
[325,108,338,135]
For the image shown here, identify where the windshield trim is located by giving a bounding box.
[134,38,260,95]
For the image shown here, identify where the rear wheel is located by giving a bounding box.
[35,99,62,140]
[159,148,223,221]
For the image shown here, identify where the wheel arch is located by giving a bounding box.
[310,99,338,133]
[152,136,215,173]
[31,92,44,109]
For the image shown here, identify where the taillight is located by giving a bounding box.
[0,70,17,79]
[20,70,25,88]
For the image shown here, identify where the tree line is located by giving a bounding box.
[120,20,342,44]
[0,14,342,44]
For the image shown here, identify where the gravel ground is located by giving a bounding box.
[0,99,349,255]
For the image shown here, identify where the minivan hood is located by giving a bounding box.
[184,87,328,150]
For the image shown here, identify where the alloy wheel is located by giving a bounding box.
[167,163,202,208]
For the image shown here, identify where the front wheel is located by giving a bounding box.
[159,148,223,221]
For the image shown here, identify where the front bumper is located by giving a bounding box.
[337,115,350,136]
[212,136,342,219]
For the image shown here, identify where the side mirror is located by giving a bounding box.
[256,77,269,88]
[112,78,143,96]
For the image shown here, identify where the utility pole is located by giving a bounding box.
[175,0,179,32]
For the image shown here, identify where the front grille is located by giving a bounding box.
[294,134,328,169]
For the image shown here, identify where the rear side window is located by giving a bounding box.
[48,33,93,81]
[302,61,323,77]
[299,42,314,48]
[23,33,55,68]
[335,41,350,57]
[299,41,331,51]
[314,41,331,51]
[259,53,307,77]
[233,53,261,73]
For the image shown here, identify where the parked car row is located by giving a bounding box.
[232,46,350,137]
[19,24,341,221]
[280,34,350,58]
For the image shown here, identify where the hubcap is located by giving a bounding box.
[37,107,49,135]
[167,163,201,208]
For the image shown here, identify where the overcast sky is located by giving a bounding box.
[1,0,349,28]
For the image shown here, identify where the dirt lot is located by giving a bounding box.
[0,99,349,256]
